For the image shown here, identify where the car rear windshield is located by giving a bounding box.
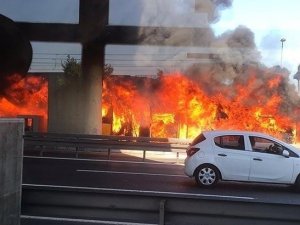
[191,133,206,146]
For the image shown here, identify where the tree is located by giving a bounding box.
[104,63,114,77]
[59,55,114,86]
[61,55,81,79]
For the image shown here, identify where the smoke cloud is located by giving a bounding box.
[136,0,300,122]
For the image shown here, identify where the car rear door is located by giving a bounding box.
[213,135,251,181]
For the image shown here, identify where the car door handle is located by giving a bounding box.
[253,158,262,161]
[218,153,227,157]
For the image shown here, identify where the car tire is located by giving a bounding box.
[195,164,220,188]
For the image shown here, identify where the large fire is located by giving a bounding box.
[0,69,299,141]
[102,70,297,140]
[0,74,48,130]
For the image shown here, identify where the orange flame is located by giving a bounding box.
[0,71,297,142]
[0,74,48,130]
[102,71,295,140]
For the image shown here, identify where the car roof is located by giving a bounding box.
[202,130,275,139]
[199,130,300,155]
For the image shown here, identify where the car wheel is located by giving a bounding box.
[195,164,219,188]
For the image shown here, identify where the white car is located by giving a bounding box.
[184,130,300,189]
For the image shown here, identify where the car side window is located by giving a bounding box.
[214,135,245,150]
[249,136,283,155]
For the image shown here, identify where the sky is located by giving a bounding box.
[212,0,300,78]
[0,0,299,82]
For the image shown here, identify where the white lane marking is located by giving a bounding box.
[22,183,255,200]
[77,169,186,177]
[21,215,155,225]
[24,155,181,166]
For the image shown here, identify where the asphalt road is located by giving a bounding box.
[22,154,300,205]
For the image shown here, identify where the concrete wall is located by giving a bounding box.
[0,118,24,225]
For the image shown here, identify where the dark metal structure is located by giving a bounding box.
[0,14,32,95]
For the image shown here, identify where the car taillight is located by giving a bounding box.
[186,147,200,157]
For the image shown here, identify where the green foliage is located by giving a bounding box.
[61,55,82,79]
[104,63,114,77]
[58,55,114,87]
[57,55,82,87]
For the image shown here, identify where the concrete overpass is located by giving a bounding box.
[16,0,210,134]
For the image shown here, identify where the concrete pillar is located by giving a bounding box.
[0,118,24,225]
[80,43,104,134]
[78,0,108,134]
[47,0,108,134]
[47,73,87,134]
[48,59,103,134]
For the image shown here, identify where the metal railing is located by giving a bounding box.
[23,132,191,160]
[22,184,300,225]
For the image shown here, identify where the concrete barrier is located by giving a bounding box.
[0,118,24,225]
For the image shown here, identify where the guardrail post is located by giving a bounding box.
[108,148,111,160]
[39,147,44,157]
[159,199,166,225]
[176,152,179,164]
[75,137,79,158]
[143,150,146,162]
[75,147,79,158]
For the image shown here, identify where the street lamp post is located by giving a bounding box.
[280,38,286,67]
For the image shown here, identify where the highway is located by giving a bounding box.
[22,153,300,203]
[21,152,300,225]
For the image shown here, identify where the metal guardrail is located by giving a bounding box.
[22,184,300,225]
[23,132,191,160]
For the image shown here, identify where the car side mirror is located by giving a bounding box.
[282,150,289,158]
